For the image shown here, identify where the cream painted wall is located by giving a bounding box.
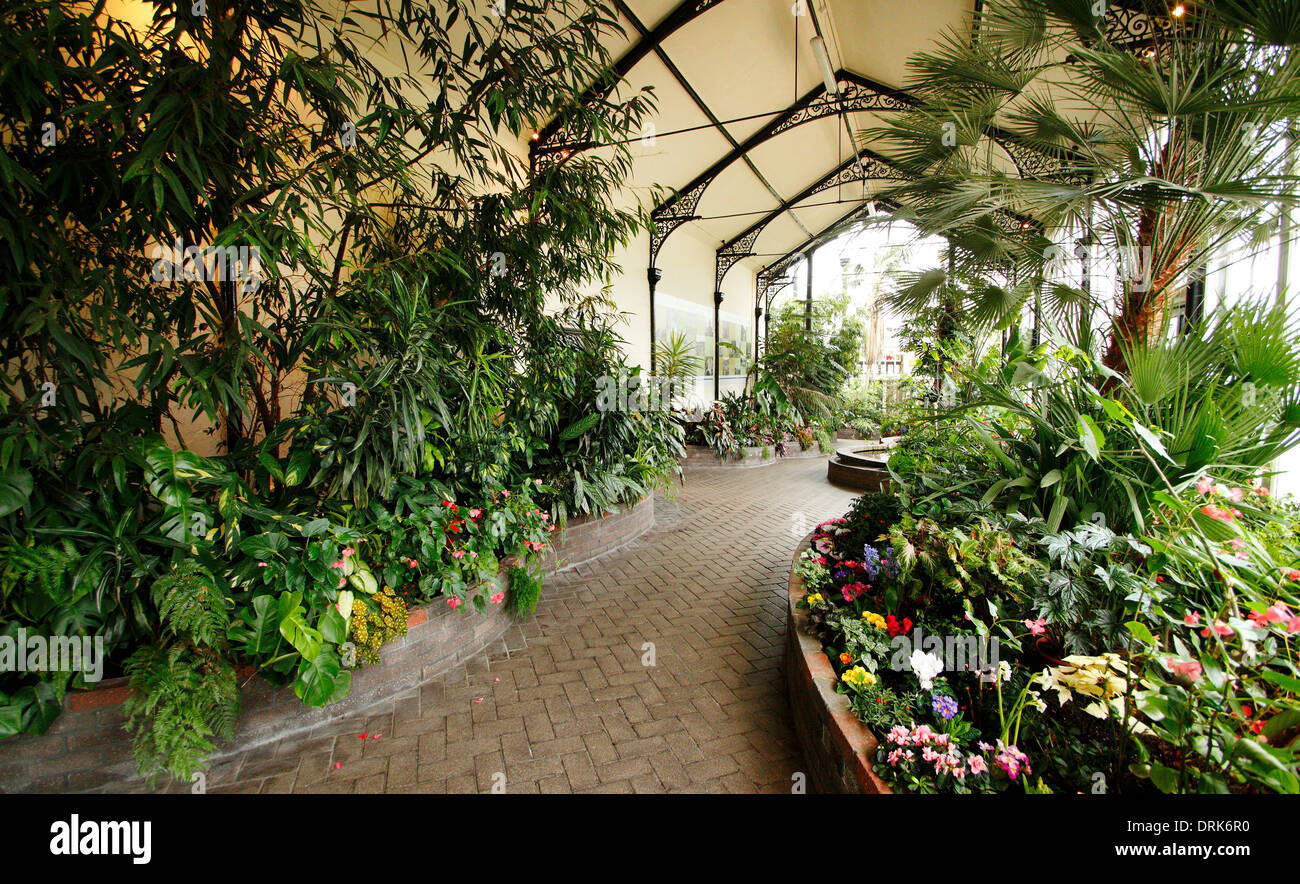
[590,221,756,400]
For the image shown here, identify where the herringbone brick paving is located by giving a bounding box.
[189,457,855,793]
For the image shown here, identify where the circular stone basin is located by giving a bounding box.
[835,446,890,469]
[827,440,897,491]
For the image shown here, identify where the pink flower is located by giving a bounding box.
[451,550,466,559]
[533,478,542,486]
[1230,537,1245,551]
[342,547,354,558]
[1024,618,1047,636]
[968,755,988,775]
[331,560,345,569]
[1196,475,1214,494]
[258,562,268,568]
[337,577,346,588]
[469,508,483,519]
[502,490,510,498]
[1184,611,1201,626]
[490,592,505,605]
[1288,616,1300,634]
[1201,504,1235,522]
[1227,487,1244,503]
[447,597,462,609]
[1255,485,1270,497]
[408,559,418,568]
[1165,657,1202,681]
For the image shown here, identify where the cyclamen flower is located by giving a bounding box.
[910,650,944,690]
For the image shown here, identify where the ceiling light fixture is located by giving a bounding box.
[810,35,838,97]
[1171,3,1186,17]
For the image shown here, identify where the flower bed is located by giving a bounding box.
[0,562,518,793]
[786,533,891,793]
[790,481,1300,794]
[0,495,654,793]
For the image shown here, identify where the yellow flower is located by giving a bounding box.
[806,593,825,606]
[841,666,876,690]
[861,611,887,630]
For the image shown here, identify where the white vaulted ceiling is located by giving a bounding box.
[531,0,982,286]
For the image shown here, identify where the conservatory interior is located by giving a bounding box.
[3,0,1300,800]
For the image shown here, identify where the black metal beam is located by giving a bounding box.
[530,0,730,171]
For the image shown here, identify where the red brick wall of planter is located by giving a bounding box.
[0,495,654,793]
[785,532,891,794]
[539,494,654,573]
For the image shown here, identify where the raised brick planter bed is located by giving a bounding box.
[0,498,653,793]
[539,494,654,573]
[0,563,519,793]
[785,533,891,794]
[681,443,776,469]
[783,443,827,460]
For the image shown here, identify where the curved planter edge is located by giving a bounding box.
[0,496,657,793]
[785,532,892,794]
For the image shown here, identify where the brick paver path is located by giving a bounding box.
[199,457,855,793]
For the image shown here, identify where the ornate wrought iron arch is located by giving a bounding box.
[714,151,908,291]
[651,71,914,266]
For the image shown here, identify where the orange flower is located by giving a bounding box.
[839,652,853,665]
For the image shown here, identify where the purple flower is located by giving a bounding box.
[932,695,958,720]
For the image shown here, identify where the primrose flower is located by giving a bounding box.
[841,666,877,690]
[805,593,825,606]
[932,695,959,720]
[861,611,887,631]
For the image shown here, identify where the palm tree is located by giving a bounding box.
[864,0,1300,374]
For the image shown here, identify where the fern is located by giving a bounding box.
[152,561,228,647]
[0,539,79,600]
[507,566,543,620]
[123,562,240,784]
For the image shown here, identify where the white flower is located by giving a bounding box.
[909,649,944,690]
[997,661,1012,685]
